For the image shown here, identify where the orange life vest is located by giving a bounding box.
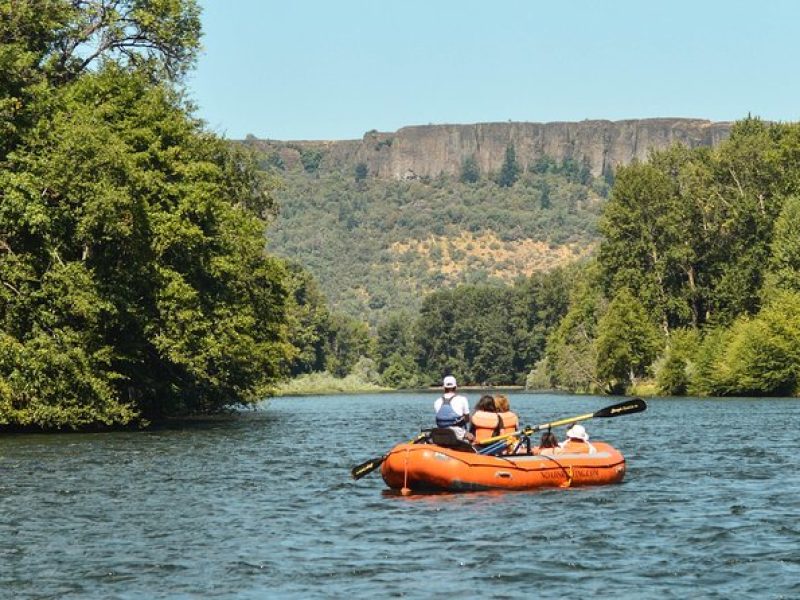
[470,411,520,443]
[558,439,597,454]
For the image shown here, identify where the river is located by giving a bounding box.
[1,392,799,599]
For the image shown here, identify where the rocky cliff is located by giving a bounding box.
[247,118,731,179]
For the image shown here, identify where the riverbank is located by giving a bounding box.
[274,373,531,396]
[275,372,390,396]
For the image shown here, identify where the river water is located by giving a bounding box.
[1,392,799,599]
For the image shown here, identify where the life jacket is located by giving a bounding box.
[470,410,502,443]
[497,411,519,435]
[558,438,597,455]
[435,395,464,428]
[470,411,520,443]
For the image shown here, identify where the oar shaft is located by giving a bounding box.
[535,412,594,431]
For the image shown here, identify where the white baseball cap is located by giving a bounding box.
[442,375,457,388]
[566,424,589,441]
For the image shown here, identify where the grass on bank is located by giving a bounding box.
[276,372,390,396]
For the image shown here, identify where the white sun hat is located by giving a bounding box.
[442,375,457,388]
[566,424,589,441]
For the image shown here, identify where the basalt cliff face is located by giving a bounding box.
[248,118,731,179]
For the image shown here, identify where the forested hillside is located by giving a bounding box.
[260,150,608,324]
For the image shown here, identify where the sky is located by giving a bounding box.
[188,0,800,140]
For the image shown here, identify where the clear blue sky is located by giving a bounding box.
[188,0,800,140]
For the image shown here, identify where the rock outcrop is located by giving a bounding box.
[248,118,731,179]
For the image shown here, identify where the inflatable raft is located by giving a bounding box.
[381,441,626,492]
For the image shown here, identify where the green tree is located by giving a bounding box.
[0,0,201,158]
[376,311,420,386]
[508,266,573,383]
[354,162,368,182]
[655,328,699,395]
[299,148,324,173]
[282,262,331,376]
[460,155,480,184]
[692,292,800,396]
[765,195,800,293]
[324,313,373,378]
[599,159,691,332]
[595,288,662,393]
[545,262,604,392]
[0,2,292,429]
[497,143,520,187]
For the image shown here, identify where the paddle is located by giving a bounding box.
[351,431,428,480]
[477,397,647,447]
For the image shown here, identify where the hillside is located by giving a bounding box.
[248,119,731,325]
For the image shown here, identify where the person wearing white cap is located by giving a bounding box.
[559,424,596,454]
[433,375,472,441]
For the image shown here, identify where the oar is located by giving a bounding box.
[351,431,428,480]
[477,397,647,447]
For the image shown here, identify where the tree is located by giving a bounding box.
[460,155,480,184]
[413,289,461,383]
[508,266,573,383]
[497,143,520,187]
[765,195,800,293]
[655,328,699,395]
[324,313,373,378]
[691,292,800,396]
[299,148,324,173]
[595,288,662,393]
[376,311,418,379]
[599,159,692,332]
[0,3,292,429]
[354,162,368,182]
[0,0,201,158]
[282,262,331,376]
[545,265,604,392]
[7,0,200,81]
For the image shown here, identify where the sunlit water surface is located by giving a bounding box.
[2,393,799,599]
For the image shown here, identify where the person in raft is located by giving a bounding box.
[493,394,520,434]
[434,375,472,441]
[469,395,499,443]
[559,424,596,454]
[470,394,520,444]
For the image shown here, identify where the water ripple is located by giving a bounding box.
[1,393,799,598]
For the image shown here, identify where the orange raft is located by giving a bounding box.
[381,441,626,492]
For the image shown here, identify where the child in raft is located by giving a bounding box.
[557,424,597,454]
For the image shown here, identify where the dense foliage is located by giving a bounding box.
[544,119,800,396]
[374,267,573,387]
[0,1,297,429]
